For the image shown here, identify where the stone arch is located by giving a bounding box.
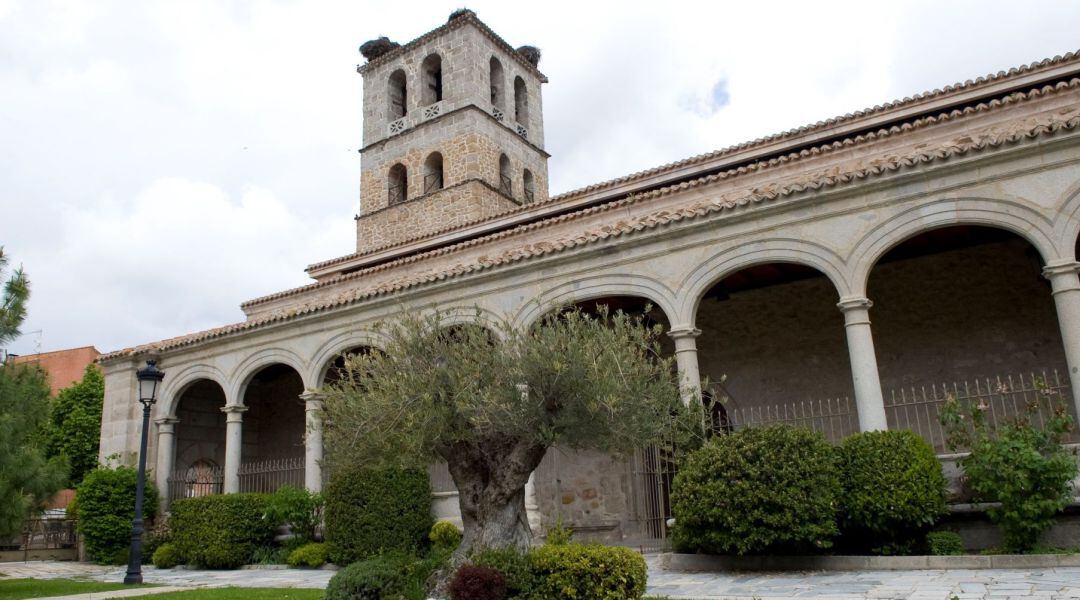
[489,56,504,108]
[676,239,849,327]
[498,153,512,196]
[423,152,444,193]
[513,75,528,124]
[848,197,1058,295]
[228,347,309,404]
[308,330,389,386]
[433,305,510,341]
[388,68,407,119]
[388,163,407,204]
[157,363,229,419]
[1052,179,1080,261]
[421,53,443,105]
[513,274,680,331]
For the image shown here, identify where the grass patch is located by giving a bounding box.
[0,578,151,600]
[128,588,323,600]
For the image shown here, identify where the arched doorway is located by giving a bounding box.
[240,363,306,492]
[170,379,227,502]
[694,262,856,441]
[867,225,1077,451]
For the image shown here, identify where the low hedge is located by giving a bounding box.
[671,425,840,555]
[151,543,181,568]
[325,553,440,600]
[323,466,433,564]
[472,548,536,598]
[75,466,159,564]
[926,531,965,556]
[838,430,947,553]
[430,520,463,553]
[287,542,329,568]
[528,543,647,600]
[170,493,275,569]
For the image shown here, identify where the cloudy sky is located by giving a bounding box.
[2,0,1079,356]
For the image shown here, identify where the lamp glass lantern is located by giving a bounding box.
[136,360,165,406]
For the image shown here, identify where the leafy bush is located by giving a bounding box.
[75,466,158,564]
[325,553,440,600]
[45,364,104,487]
[170,493,275,569]
[528,543,647,600]
[927,531,965,556]
[449,565,506,600]
[287,542,329,568]
[942,389,1079,552]
[151,543,181,568]
[265,485,323,546]
[837,430,947,554]
[543,518,573,546]
[429,520,462,553]
[671,425,840,555]
[323,466,433,565]
[472,548,536,598]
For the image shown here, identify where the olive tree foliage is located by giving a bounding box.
[321,306,695,555]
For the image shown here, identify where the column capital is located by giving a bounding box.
[1043,260,1080,279]
[300,390,326,401]
[667,327,702,340]
[221,404,247,422]
[153,416,179,430]
[836,296,873,312]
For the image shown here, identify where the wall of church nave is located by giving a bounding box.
[868,238,1068,392]
[533,448,634,543]
[695,273,854,413]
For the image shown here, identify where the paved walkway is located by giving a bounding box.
[6,559,1080,599]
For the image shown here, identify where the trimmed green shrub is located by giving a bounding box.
[170,493,275,569]
[449,565,505,600]
[265,485,323,546]
[323,466,433,565]
[927,531,965,556]
[287,542,329,568]
[326,554,407,600]
[543,518,573,546]
[429,520,462,553]
[472,548,536,598]
[671,425,840,555]
[75,466,159,564]
[151,543,181,568]
[528,543,647,600]
[838,430,947,554]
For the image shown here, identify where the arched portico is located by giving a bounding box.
[156,377,227,510]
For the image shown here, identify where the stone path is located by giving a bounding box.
[6,559,1080,599]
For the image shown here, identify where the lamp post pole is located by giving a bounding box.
[124,360,165,585]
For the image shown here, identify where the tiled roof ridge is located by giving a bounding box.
[99,87,1080,363]
[356,11,548,83]
[307,50,1079,274]
[257,76,1080,308]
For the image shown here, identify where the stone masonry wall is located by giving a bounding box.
[356,180,519,253]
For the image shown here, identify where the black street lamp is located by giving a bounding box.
[124,359,165,585]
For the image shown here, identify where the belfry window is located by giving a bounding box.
[498,154,512,196]
[513,76,528,124]
[423,152,444,193]
[388,163,407,204]
[422,54,443,105]
[523,169,535,202]
[388,69,407,119]
[489,57,504,107]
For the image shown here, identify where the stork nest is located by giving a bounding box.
[448,8,474,21]
[516,45,541,67]
[359,37,400,61]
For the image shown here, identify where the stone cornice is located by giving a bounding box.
[356,11,548,83]
[98,91,1080,364]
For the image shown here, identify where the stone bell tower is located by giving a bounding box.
[354,10,550,255]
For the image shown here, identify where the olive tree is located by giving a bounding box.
[321,307,694,556]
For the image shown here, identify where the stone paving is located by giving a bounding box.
[6,559,1080,599]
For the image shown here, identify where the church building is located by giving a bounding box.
[98,11,1080,546]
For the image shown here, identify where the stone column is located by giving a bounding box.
[1044,261,1080,417]
[524,470,541,535]
[221,405,247,494]
[667,327,702,406]
[301,391,325,493]
[837,296,888,431]
[153,417,179,512]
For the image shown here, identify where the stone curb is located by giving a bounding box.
[661,552,1080,572]
[34,586,187,600]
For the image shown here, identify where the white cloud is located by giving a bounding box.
[2,0,1079,354]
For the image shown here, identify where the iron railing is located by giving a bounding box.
[388,183,406,204]
[1,519,78,553]
[238,456,305,494]
[628,445,676,552]
[499,174,512,197]
[424,173,443,194]
[884,368,1078,453]
[726,396,859,444]
[168,463,224,503]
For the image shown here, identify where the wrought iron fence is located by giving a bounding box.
[1,519,78,554]
[424,173,443,194]
[168,462,224,503]
[499,174,512,196]
[238,457,305,494]
[627,445,677,552]
[884,368,1078,453]
[726,396,859,444]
